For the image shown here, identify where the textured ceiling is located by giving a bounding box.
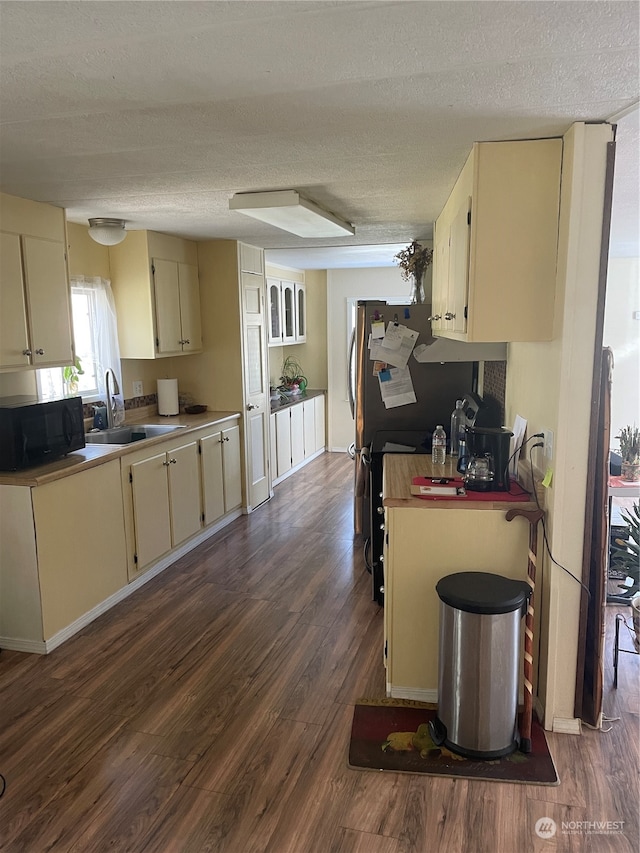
[0,0,638,266]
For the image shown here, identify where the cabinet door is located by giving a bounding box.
[130,452,172,570]
[168,441,201,545]
[239,242,263,275]
[21,236,73,367]
[431,219,448,333]
[153,258,182,354]
[267,279,282,344]
[303,399,315,458]
[447,198,471,335]
[200,431,225,525]
[178,262,202,352]
[275,409,292,477]
[314,394,326,452]
[222,424,242,511]
[290,403,304,467]
[281,282,295,343]
[0,232,30,367]
[295,283,306,342]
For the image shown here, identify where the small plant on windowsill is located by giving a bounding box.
[279,355,307,396]
[62,356,84,395]
[617,425,640,482]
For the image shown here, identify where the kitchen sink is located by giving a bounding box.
[85,423,186,445]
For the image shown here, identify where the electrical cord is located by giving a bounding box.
[501,433,545,497]
[527,445,592,600]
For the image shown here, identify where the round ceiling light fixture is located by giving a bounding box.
[88,218,127,246]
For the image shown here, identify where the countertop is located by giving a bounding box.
[269,388,324,414]
[383,454,539,511]
[0,409,241,487]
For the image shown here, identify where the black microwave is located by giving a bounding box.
[0,396,86,470]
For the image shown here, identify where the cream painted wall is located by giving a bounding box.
[603,257,640,441]
[505,122,614,730]
[326,265,421,451]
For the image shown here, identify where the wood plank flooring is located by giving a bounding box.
[0,451,638,852]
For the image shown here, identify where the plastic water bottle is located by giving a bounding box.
[432,425,446,465]
[450,399,465,456]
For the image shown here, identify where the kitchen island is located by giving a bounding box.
[382,454,539,701]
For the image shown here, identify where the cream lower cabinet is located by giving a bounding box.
[383,505,530,701]
[0,460,128,648]
[123,438,201,577]
[200,423,242,525]
[272,394,325,486]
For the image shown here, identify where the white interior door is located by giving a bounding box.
[241,271,270,510]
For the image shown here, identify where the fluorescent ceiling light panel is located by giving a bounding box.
[229,190,355,238]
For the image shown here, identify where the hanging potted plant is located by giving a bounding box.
[617,425,640,482]
[394,240,434,304]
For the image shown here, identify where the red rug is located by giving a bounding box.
[348,700,559,785]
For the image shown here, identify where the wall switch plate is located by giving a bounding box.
[133,380,143,397]
[543,428,554,462]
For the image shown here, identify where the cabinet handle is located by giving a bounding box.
[183,339,190,345]
[218,436,230,443]
[163,460,171,466]
[34,348,45,355]
[444,312,456,320]
[428,314,441,321]
[22,349,32,356]
[169,458,177,464]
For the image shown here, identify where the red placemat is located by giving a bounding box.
[412,476,532,502]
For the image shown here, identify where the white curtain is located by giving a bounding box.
[70,275,122,398]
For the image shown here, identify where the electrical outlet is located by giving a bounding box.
[542,428,554,462]
[132,380,143,397]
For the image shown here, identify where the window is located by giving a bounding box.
[37,276,122,403]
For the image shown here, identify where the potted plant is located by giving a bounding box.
[394,240,434,304]
[617,425,640,482]
[279,355,307,395]
[63,356,84,395]
[611,501,640,606]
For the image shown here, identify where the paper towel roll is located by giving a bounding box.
[157,378,179,416]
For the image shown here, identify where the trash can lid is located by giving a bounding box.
[436,572,531,614]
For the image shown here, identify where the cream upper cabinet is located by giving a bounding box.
[0,194,74,370]
[153,258,202,354]
[239,242,264,275]
[295,283,307,342]
[432,138,562,342]
[267,278,283,344]
[109,230,201,358]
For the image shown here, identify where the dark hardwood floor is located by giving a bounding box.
[1,452,638,852]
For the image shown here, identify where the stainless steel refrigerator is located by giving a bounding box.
[348,300,506,603]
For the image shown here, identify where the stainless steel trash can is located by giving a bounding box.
[430,571,531,759]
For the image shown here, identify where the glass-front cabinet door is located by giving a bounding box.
[295,283,306,342]
[268,278,282,344]
[281,281,295,343]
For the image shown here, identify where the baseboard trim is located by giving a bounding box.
[272,448,324,487]
[1,509,242,656]
[389,686,439,703]
[552,716,582,735]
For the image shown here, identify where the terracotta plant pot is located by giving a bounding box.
[621,460,640,482]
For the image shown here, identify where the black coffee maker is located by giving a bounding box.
[458,426,513,491]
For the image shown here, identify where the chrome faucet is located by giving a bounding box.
[105,368,120,428]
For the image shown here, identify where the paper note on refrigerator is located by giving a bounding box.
[378,366,417,408]
[370,322,419,368]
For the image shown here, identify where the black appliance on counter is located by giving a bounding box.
[459,425,513,492]
[0,395,85,470]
